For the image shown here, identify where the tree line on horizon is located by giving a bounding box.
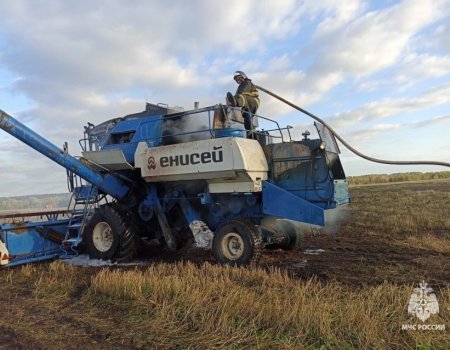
[0,193,70,211]
[347,171,450,185]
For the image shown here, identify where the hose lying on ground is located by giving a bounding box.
[255,84,450,168]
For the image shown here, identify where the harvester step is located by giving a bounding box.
[62,237,83,247]
[67,223,82,229]
[75,199,96,204]
[71,209,86,215]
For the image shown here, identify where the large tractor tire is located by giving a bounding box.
[212,219,263,266]
[84,204,139,262]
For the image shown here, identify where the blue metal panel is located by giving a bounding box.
[138,117,163,146]
[262,181,324,226]
[204,193,263,230]
[102,115,164,162]
[110,118,141,133]
[1,219,70,266]
[265,142,337,208]
[73,185,98,202]
[214,128,245,138]
[7,253,62,267]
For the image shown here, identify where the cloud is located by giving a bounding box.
[328,82,450,127]
[0,137,69,196]
[243,1,450,122]
[252,69,315,117]
[429,22,450,53]
[1,0,450,196]
[1,1,446,123]
[342,123,401,144]
[0,1,311,123]
[312,0,364,38]
[393,54,450,86]
[408,114,450,128]
[302,0,449,97]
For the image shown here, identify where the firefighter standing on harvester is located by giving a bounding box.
[226,71,260,131]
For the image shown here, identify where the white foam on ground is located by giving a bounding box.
[303,249,326,255]
[61,254,148,267]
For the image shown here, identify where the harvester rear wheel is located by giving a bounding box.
[84,204,139,262]
[212,219,263,266]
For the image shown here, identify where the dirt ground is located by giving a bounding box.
[0,179,449,349]
[119,228,450,289]
[131,179,450,288]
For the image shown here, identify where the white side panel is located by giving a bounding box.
[208,180,263,193]
[82,149,133,171]
[135,137,268,192]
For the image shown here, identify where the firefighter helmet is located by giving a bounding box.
[234,71,248,81]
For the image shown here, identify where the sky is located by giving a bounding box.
[0,0,449,197]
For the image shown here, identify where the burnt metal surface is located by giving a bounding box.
[263,141,315,180]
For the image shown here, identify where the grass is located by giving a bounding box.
[402,234,450,254]
[2,261,449,349]
[0,179,449,349]
[347,171,450,185]
[348,184,450,235]
[88,264,449,349]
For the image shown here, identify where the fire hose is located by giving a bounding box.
[255,84,450,168]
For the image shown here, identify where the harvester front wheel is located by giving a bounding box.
[84,205,138,262]
[212,219,263,266]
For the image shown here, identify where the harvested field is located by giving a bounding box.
[0,179,449,349]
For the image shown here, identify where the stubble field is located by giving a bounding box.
[0,179,449,349]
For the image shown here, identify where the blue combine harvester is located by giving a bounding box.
[0,103,349,267]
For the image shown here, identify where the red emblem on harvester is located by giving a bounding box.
[147,156,156,170]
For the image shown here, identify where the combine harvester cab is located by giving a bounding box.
[0,103,349,267]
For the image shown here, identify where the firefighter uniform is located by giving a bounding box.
[227,71,260,131]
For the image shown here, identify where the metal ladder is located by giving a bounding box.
[61,182,98,254]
